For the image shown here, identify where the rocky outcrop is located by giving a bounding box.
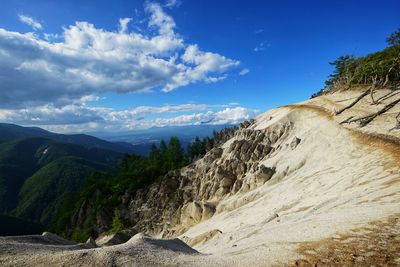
[111,119,295,237]
[68,119,294,239]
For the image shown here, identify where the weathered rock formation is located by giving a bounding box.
[105,119,295,238]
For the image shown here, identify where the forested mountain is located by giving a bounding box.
[0,137,122,227]
[50,133,229,241]
[0,123,135,154]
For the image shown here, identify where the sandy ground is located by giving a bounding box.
[1,89,399,266]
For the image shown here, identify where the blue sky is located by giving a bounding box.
[0,0,399,133]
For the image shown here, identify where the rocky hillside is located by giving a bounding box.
[30,87,399,266]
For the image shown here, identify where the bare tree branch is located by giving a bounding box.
[376,90,400,104]
[343,98,400,127]
[335,88,371,115]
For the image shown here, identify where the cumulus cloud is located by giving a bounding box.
[239,68,250,76]
[18,14,43,30]
[163,44,239,91]
[0,102,259,133]
[0,2,239,109]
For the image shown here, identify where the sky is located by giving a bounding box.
[0,0,399,133]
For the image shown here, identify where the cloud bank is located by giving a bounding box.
[0,2,239,109]
[0,2,255,133]
[0,102,259,133]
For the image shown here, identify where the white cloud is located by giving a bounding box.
[0,102,259,133]
[146,2,176,35]
[254,29,264,34]
[165,0,182,8]
[1,2,239,109]
[163,44,239,91]
[239,68,250,76]
[18,14,43,30]
[119,17,132,33]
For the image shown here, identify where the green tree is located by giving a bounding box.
[108,209,123,234]
[187,136,205,161]
[167,137,184,170]
[386,28,400,47]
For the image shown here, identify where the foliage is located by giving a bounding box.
[54,136,194,237]
[107,209,124,234]
[0,137,120,223]
[315,28,400,96]
[70,228,91,243]
[53,134,223,238]
[15,157,107,225]
[387,28,400,47]
[186,136,214,161]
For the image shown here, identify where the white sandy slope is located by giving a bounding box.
[1,89,399,266]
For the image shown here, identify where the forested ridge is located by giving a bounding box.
[52,132,236,241]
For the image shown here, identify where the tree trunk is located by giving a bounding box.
[370,75,378,104]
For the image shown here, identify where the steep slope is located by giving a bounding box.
[1,89,400,266]
[0,138,122,226]
[14,157,110,225]
[79,88,400,265]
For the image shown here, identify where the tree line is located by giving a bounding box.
[51,134,225,241]
[312,28,400,98]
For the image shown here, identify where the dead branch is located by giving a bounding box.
[344,98,400,127]
[335,88,371,115]
[340,116,355,124]
[376,90,400,104]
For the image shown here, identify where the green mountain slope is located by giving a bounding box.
[0,137,122,228]
[15,156,110,225]
[0,123,135,153]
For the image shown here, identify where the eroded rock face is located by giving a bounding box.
[118,120,294,237]
[255,165,275,184]
[70,119,294,238]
